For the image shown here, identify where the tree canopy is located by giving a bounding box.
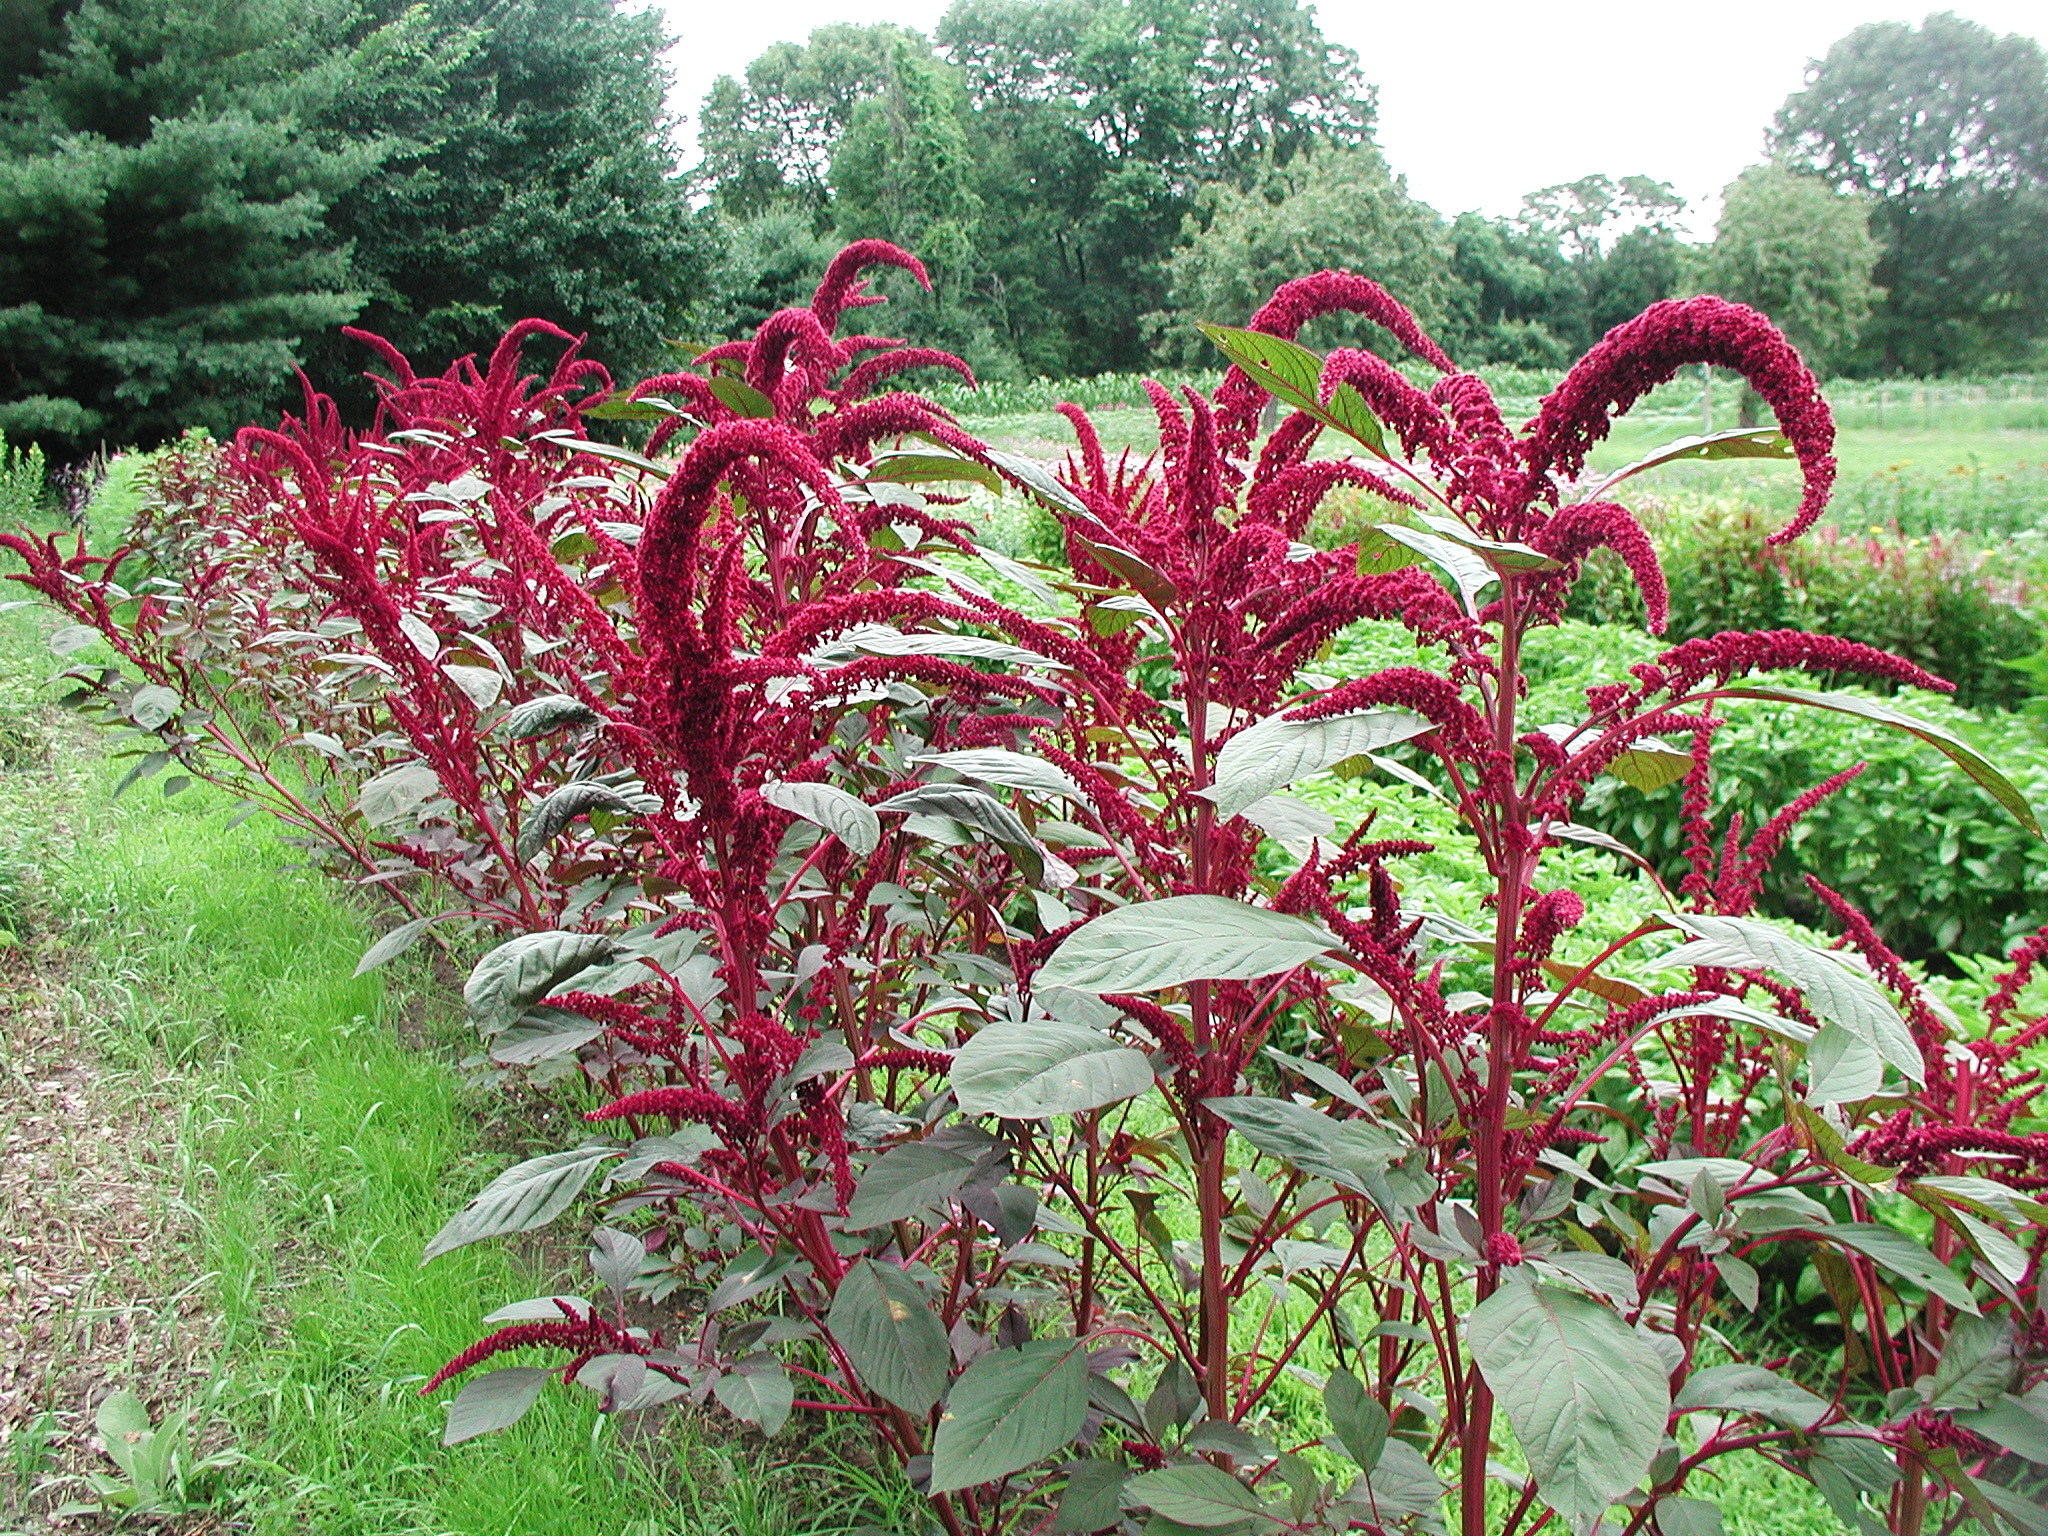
[1772,11,2048,373]
[1705,163,1881,375]
[0,0,710,453]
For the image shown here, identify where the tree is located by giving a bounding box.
[829,33,997,362]
[0,0,712,453]
[1444,176,1693,365]
[1705,163,1881,375]
[941,0,1376,373]
[1152,146,1460,359]
[304,0,715,404]
[1772,12,2048,373]
[696,24,917,220]
[0,0,372,451]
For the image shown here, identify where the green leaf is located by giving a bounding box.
[1652,1495,1727,1536]
[929,1338,1090,1493]
[128,684,180,730]
[1200,707,1430,819]
[1819,1222,1979,1314]
[877,784,1036,848]
[913,748,1084,802]
[866,452,1003,493]
[1197,324,1386,454]
[1053,1461,1130,1533]
[1035,894,1336,995]
[1673,1363,1830,1429]
[1716,686,2042,838]
[490,1006,607,1066]
[1376,524,1496,615]
[845,1136,991,1226]
[1921,1315,2016,1411]
[819,625,1068,670]
[463,931,619,1033]
[423,1145,619,1262]
[443,1366,551,1445]
[953,1019,1153,1118]
[1355,527,1423,576]
[1953,1395,2048,1467]
[1345,1440,1446,1520]
[1413,513,1560,573]
[1323,1369,1388,1474]
[94,1391,154,1485]
[1606,739,1693,793]
[827,1260,951,1415]
[503,693,599,739]
[1071,534,1180,608]
[1203,1096,1399,1195]
[1657,912,1923,1084]
[356,761,443,827]
[713,1356,793,1435]
[760,779,881,857]
[355,910,456,976]
[580,393,676,421]
[1467,1281,1671,1535]
[986,448,1089,518]
[1123,1466,1273,1529]
[517,782,644,861]
[706,375,776,419]
[1591,429,1794,495]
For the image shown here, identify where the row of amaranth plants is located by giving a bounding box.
[9,243,2048,1536]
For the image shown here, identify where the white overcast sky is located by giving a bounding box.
[651,0,2048,233]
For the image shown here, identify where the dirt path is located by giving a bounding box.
[0,788,211,1528]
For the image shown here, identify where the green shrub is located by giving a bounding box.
[0,438,46,521]
[1567,495,2040,710]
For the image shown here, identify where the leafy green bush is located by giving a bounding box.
[1567,496,2040,710]
[0,438,46,522]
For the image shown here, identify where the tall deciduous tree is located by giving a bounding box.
[1152,146,1459,359]
[1771,12,2048,373]
[1706,163,1881,375]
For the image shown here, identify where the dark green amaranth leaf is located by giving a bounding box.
[828,1260,952,1415]
[1201,707,1430,819]
[503,693,599,740]
[1467,1281,1670,1534]
[1197,324,1388,455]
[354,910,458,976]
[1035,895,1336,995]
[929,1338,1090,1493]
[1717,685,2042,837]
[1203,1096,1399,1196]
[423,1145,621,1262]
[443,1367,552,1444]
[1324,1368,1388,1473]
[1589,428,1793,496]
[1673,1364,1830,1429]
[1819,1223,1980,1314]
[1122,1465,1274,1528]
[713,1356,794,1434]
[845,1133,995,1227]
[866,452,1003,493]
[759,779,881,857]
[1052,1461,1129,1533]
[463,931,618,1033]
[517,781,644,861]
[953,1019,1152,1118]
[1657,912,1923,1084]
[986,448,1090,518]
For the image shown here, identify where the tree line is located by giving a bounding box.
[1,0,2044,455]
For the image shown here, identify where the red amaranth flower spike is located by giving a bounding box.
[1524,296,1836,543]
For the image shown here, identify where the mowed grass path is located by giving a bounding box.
[7,688,898,1532]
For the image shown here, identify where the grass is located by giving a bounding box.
[0,595,909,1533]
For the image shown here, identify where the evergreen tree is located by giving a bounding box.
[0,0,372,450]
